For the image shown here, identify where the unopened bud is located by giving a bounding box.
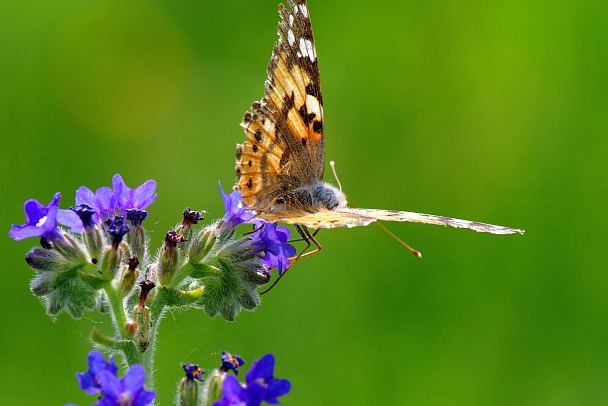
[188,226,217,263]
[158,231,187,286]
[125,321,138,339]
[117,257,139,297]
[179,363,204,406]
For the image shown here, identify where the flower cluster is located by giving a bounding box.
[190,184,296,320]
[8,174,158,320]
[9,174,156,245]
[10,175,296,405]
[9,175,296,321]
[180,351,291,406]
[67,350,155,406]
[213,353,291,406]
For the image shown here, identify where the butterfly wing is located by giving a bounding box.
[257,207,525,235]
[235,0,325,211]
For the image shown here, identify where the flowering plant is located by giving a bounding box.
[9,174,293,406]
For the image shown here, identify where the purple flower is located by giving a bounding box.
[107,217,130,248]
[212,375,264,406]
[70,204,96,228]
[93,364,155,406]
[252,223,296,275]
[126,209,149,226]
[75,174,156,224]
[221,351,246,375]
[9,192,83,242]
[182,363,204,382]
[75,350,118,395]
[220,183,254,227]
[245,354,291,405]
[113,174,157,216]
[75,184,116,223]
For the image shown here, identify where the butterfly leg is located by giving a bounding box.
[260,225,322,295]
[243,222,265,236]
[293,225,322,259]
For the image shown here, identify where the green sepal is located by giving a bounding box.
[156,286,204,308]
[196,259,262,321]
[188,226,217,264]
[82,225,104,262]
[133,305,152,353]
[53,232,88,264]
[78,269,109,290]
[185,262,223,279]
[30,265,98,319]
[199,369,225,406]
[178,377,200,406]
[99,245,124,281]
[25,247,68,273]
[115,264,139,298]
[126,224,147,265]
[158,240,179,286]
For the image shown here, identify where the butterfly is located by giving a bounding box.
[234,0,524,242]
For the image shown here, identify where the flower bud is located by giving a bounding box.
[178,208,205,242]
[134,280,155,353]
[25,247,66,273]
[199,369,225,406]
[133,304,151,353]
[125,321,138,339]
[82,225,103,261]
[116,256,139,297]
[158,231,187,286]
[125,209,147,263]
[53,232,88,264]
[99,241,126,281]
[107,217,130,249]
[178,363,204,406]
[188,225,216,264]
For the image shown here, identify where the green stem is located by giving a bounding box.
[103,284,128,338]
[122,341,142,368]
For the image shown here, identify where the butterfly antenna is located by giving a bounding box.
[330,161,342,191]
[374,221,422,258]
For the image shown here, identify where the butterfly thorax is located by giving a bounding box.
[264,181,346,214]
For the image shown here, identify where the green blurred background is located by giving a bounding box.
[1,0,606,404]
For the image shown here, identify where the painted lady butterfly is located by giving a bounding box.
[234,0,524,240]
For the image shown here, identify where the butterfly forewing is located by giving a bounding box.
[235,0,325,211]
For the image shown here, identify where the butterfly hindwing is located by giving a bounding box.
[258,208,525,234]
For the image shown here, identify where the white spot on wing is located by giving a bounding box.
[287,29,295,45]
[264,119,275,134]
[306,94,321,117]
[299,38,316,62]
[289,14,294,26]
[299,38,308,58]
[299,4,308,17]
